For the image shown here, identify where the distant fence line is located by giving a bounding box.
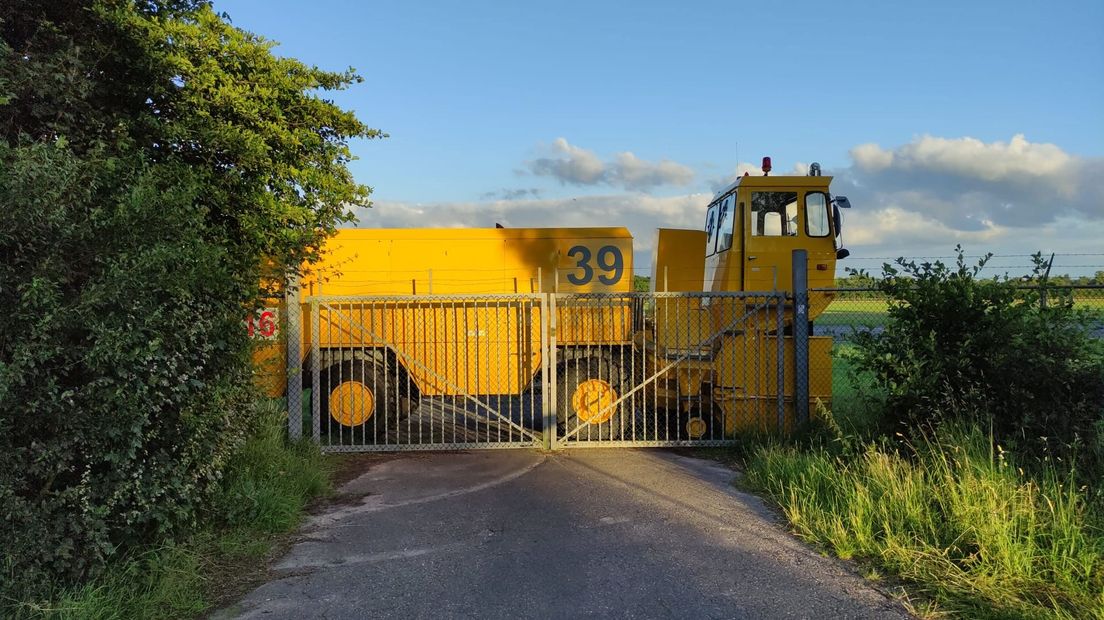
[812,284,1104,343]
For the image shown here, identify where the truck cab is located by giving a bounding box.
[655,159,850,320]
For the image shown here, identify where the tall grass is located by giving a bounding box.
[210,400,330,534]
[7,401,331,620]
[746,426,1104,619]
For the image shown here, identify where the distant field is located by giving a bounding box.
[818,299,889,328]
[818,294,1104,328]
[818,344,880,435]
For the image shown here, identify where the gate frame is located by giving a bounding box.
[289,284,804,452]
[546,290,789,450]
[306,293,549,452]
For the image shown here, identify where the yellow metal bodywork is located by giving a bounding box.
[713,335,833,434]
[650,228,707,293]
[250,305,286,398]
[700,175,838,319]
[302,227,634,297]
[572,379,617,424]
[314,301,543,396]
[302,227,634,397]
[330,381,375,426]
[252,343,286,397]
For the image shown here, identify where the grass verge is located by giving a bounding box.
[745,426,1104,619]
[7,401,332,619]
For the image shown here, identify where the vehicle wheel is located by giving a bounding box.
[681,407,714,440]
[319,360,411,435]
[676,401,726,440]
[557,357,627,441]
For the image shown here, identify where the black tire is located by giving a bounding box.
[557,357,627,441]
[319,359,413,436]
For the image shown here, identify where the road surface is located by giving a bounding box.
[216,449,909,619]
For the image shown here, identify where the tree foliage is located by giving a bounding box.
[0,0,380,598]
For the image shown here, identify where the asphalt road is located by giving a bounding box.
[216,450,909,619]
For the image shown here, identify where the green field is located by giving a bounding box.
[819,299,890,328]
[819,294,1104,329]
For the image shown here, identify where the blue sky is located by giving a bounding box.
[215,0,1104,273]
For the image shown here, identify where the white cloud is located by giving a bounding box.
[830,135,1104,274]
[527,138,694,191]
[528,138,606,185]
[850,143,894,171]
[351,134,1104,278]
[610,152,695,189]
[841,134,1103,228]
[840,209,1104,276]
[480,188,542,200]
[852,134,1073,183]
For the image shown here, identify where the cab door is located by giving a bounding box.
[704,194,741,292]
[742,187,803,293]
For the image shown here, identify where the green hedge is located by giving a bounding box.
[1,0,377,599]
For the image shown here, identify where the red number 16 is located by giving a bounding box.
[247,309,278,340]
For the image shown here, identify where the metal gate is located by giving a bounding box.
[306,294,548,451]
[289,291,787,452]
[547,291,787,449]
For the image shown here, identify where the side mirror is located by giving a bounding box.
[836,248,850,260]
[832,196,851,209]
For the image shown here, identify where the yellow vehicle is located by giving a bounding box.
[648,159,850,436]
[260,158,851,445]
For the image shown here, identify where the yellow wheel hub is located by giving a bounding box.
[686,416,708,439]
[572,379,617,424]
[329,381,375,427]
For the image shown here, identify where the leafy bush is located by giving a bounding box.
[1,0,376,600]
[7,402,331,620]
[850,248,1104,472]
[0,141,255,598]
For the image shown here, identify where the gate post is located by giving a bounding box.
[547,294,560,450]
[540,295,553,450]
[310,299,321,443]
[286,274,303,440]
[791,250,810,426]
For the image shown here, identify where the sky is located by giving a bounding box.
[214,0,1104,276]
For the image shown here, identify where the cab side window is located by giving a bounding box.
[704,204,718,256]
[717,196,735,251]
[805,192,830,237]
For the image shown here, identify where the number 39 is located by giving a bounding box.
[566,245,623,286]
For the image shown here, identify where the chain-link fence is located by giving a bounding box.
[550,291,789,448]
[274,288,799,451]
[269,268,1103,451]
